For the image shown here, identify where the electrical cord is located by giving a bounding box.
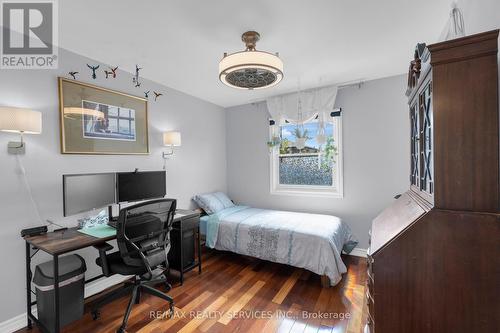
[16,155,68,231]
[16,154,43,225]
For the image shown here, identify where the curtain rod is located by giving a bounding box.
[249,79,365,105]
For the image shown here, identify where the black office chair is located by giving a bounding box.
[92,199,176,333]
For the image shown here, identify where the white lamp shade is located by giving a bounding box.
[0,107,42,134]
[163,131,181,146]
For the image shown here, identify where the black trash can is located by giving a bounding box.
[33,254,86,332]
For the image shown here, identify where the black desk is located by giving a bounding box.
[23,209,200,333]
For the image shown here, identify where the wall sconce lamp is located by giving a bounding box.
[0,107,42,154]
[162,131,181,159]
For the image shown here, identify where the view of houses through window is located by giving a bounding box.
[271,117,342,196]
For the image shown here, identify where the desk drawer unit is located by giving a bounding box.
[168,213,201,284]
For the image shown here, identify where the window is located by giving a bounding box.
[82,100,136,141]
[270,116,343,197]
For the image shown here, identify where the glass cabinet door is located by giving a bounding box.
[410,102,420,187]
[419,81,433,195]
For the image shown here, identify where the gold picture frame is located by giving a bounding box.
[58,77,149,155]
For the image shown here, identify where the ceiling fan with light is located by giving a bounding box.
[219,31,283,90]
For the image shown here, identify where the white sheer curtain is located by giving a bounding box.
[266,85,338,125]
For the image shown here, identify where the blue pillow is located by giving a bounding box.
[193,192,234,214]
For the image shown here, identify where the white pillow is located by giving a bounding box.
[193,192,234,214]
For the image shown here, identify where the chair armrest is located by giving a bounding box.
[93,242,114,277]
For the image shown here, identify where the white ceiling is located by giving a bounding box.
[59,0,452,107]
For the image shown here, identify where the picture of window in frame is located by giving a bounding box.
[58,77,149,155]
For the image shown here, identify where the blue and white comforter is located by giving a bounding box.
[205,206,358,286]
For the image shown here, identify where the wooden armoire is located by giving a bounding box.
[366,30,500,333]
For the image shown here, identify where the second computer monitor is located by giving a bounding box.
[63,173,116,217]
[116,171,166,203]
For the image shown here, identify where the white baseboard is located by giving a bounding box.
[0,311,34,333]
[0,275,130,333]
[348,247,367,258]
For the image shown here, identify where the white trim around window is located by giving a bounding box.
[269,116,344,198]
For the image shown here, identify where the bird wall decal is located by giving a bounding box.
[132,65,142,87]
[144,90,150,99]
[87,64,100,79]
[68,71,79,79]
[153,91,163,101]
[105,66,119,79]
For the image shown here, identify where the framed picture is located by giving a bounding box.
[58,77,149,154]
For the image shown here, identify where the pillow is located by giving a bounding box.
[193,192,234,214]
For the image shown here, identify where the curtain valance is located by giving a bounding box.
[266,85,338,125]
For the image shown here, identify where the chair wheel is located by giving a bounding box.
[165,282,172,292]
[168,302,175,318]
[91,310,100,320]
[117,326,125,333]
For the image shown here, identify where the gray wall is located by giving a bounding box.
[225,75,410,249]
[0,48,226,322]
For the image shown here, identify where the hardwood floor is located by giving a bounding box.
[17,249,368,333]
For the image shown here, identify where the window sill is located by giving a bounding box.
[270,187,343,199]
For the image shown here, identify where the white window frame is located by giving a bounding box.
[269,116,344,198]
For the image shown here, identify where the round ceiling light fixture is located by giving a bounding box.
[219,31,283,90]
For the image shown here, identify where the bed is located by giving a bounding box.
[198,205,358,286]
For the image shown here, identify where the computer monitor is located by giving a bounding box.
[116,171,166,203]
[63,173,116,217]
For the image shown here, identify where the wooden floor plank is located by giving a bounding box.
[198,262,260,332]
[217,280,266,325]
[303,286,331,333]
[290,319,307,333]
[227,263,284,333]
[137,291,212,332]
[346,285,366,333]
[216,268,276,332]
[277,303,302,333]
[272,269,302,304]
[177,296,228,333]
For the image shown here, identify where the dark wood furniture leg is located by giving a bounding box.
[197,225,202,274]
[53,254,60,333]
[25,241,32,330]
[179,234,184,285]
